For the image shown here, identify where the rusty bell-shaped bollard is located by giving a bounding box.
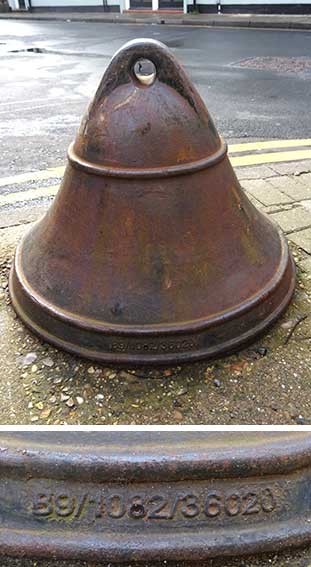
[9,39,295,365]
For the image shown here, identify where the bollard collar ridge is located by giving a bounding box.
[71,38,225,176]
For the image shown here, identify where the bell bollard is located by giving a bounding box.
[9,39,295,365]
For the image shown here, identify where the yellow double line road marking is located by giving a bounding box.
[0,185,59,207]
[0,166,64,189]
[229,138,311,153]
[1,139,311,209]
[229,138,311,167]
[231,149,311,167]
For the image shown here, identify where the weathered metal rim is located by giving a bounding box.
[68,138,227,178]
[11,230,292,336]
[0,433,311,562]
[2,521,311,562]
[9,256,295,364]
[0,432,310,482]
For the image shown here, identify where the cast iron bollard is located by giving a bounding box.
[0,432,311,562]
[9,39,295,365]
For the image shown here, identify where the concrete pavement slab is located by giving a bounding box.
[270,160,311,176]
[270,205,311,232]
[289,227,311,254]
[235,165,277,180]
[244,192,263,209]
[241,178,294,206]
[269,175,311,201]
[299,171,311,186]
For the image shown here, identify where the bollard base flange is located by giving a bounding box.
[10,232,295,365]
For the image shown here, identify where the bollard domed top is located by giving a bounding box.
[71,38,225,174]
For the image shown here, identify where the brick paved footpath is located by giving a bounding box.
[236,159,311,272]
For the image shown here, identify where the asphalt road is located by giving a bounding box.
[1,20,311,178]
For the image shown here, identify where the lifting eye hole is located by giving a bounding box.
[133,59,156,86]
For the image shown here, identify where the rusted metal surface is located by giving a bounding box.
[0,432,311,562]
[9,38,295,364]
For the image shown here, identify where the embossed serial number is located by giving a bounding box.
[32,488,277,521]
[109,340,196,353]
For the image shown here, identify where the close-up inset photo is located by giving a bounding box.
[0,18,310,424]
[1,10,311,567]
[1,431,311,567]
